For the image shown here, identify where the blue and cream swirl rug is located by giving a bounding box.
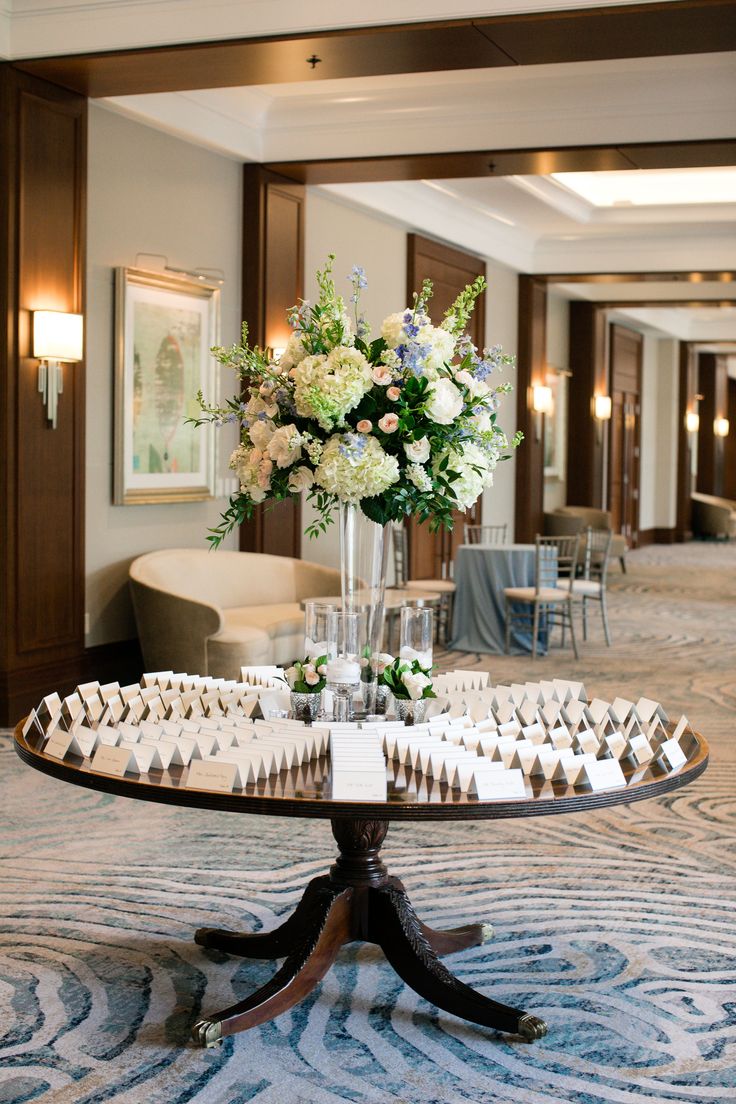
[1,542,734,1103]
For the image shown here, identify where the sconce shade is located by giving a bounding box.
[685,410,700,434]
[33,311,83,362]
[714,417,730,438]
[532,384,553,415]
[594,394,612,420]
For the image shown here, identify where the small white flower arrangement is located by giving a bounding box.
[382,657,436,702]
[191,256,521,545]
[285,656,328,694]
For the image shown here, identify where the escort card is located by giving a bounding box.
[671,716,695,743]
[187,758,239,793]
[331,771,388,801]
[21,711,43,739]
[627,734,654,765]
[44,730,76,760]
[472,767,526,800]
[580,758,627,791]
[586,699,610,726]
[658,737,687,770]
[91,744,136,777]
[452,758,504,791]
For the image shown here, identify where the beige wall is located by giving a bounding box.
[85,105,242,647]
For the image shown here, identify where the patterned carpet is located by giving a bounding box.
[1,542,734,1104]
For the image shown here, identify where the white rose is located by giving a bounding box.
[455,368,491,400]
[401,672,432,700]
[267,424,302,468]
[285,666,299,688]
[249,418,276,450]
[287,465,315,493]
[425,378,463,425]
[404,436,431,464]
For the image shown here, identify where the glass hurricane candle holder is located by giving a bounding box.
[304,601,337,663]
[399,606,434,671]
[325,610,362,722]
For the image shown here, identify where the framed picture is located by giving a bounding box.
[114,267,221,505]
[543,367,569,482]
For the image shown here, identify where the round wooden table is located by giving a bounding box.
[14,720,708,1050]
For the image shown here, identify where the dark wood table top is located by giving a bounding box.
[14,720,709,823]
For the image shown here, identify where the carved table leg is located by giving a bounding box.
[368,881,547,1041]
[191,817,546,1045]
[192,883,352,1046]
[194,875,330,959]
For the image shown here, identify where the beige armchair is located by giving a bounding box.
[691,493,736,539]
[129,549,341,680]
[544,506,628,572]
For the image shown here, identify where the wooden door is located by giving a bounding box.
[608,325,642,546]
[406,234,486,580]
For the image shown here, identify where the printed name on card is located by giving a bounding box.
[187,758,239,793]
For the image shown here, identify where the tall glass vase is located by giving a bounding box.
[337,501,390,716]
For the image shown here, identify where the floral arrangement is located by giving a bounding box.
[192,256,521,546]
[285,656,328,694]
[381,657,436,702]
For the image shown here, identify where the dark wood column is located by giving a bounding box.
[240,165,305,557]
[0,65,87,725]
[567,301,607,510]
[515,276,546,543]
[696,353,728,498]
[724,377,736,502]
[676,342,697,541]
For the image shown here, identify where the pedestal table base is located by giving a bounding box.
[192,818,548,1047]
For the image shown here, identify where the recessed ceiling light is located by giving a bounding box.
[550,167,736,207]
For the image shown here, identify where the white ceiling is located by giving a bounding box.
[6,0,734,343]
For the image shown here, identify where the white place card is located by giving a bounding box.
[44,730,76,760]
[521,722,546,746]
[610,697,634,725]
[517,701,540,728]
[426,747,470,777]
[580,758,627,791]
[451,758,504,791]
[554,753,596,785]
[627,734,654,766]
[509,745,539,774]
[76,682,101,700]
[472,767,526,800]
[604,732,628,759]
[21,711,43,738]
[91,744,136,777]
[671,715,695,743]
[586,699,610,726]
[331,772,388,801]
[658,737,687,770]
[575,730,599,755]
[120,741,156,773]
[188,758,239,792]
[498,719,521,739]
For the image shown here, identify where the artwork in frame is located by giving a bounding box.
[114,267,220,505]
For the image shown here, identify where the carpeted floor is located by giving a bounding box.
[1,542,734,1104]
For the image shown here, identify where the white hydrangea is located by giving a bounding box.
[381,311,413,349]
[407,463,433,492]
[434,442,495,510]
[422,325,455,373]
[249,418,276,450]
[293,346,372,431]
[316,433,400,503]
[267,424,302,468]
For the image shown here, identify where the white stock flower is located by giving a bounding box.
[287,465,315,493]
[267,424,302,468]
[425,378,463,425]
[407,463,432,492]
[404,436,431,464]
[402,671,432,700]
[279,331,308,372]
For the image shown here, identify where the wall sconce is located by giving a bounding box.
[33,311,83,429]
[531,384,552,443]
[714,417,730,438]
[685,410,700,434]
[594,394,612,421]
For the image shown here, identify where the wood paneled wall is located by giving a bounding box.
[696,353,728,499]
[567,301,607,510]
[240,165,305,557]
[0,66,87,725]
[514,276,546,543]
[724,378,736,502]
[676,343,697,540]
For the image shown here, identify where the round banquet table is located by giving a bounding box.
[451,543,547,655]
[14,720,709,1050]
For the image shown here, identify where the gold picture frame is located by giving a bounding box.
[113,267,220,505]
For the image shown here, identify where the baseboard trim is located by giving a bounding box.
[638,528,677,546]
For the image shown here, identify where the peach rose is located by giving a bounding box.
[356,419,373,433]
[378,413,399,434]
[387,386,401,401]
[372,365,393,386]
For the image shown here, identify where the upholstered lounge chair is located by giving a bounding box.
[129,549,341,680]
[691,493,736,539]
